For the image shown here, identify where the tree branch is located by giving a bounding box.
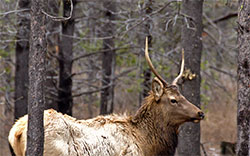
[0,9,30,16]
[209,65,236,79]
[42,0,73,21]
[119,0,178,38]
[72,46,138,62]
[213,12,237,24]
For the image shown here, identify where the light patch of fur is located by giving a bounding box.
[8,115,27,156]
[9,109,143,156]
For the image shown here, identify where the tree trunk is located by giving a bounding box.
[177,0,203,156]
[26,0,46,155]
[44,0,60,110]
[14,0,30,119]
[138,0,152,106]
[58,0,76,115]
[237,1,250,155]
[100,1,116,115]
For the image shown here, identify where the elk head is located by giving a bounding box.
[145,38,204,125]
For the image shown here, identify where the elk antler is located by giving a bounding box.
[145,37,168,86]
[172,49,185,86]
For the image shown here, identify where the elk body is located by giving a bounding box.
[8,38,204,156]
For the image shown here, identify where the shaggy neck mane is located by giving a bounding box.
[130,92,179,156]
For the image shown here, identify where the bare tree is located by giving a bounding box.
[177,0,203,155]
[26,0,46,155]
[100,0,116,115]
[138,0,152,106]
[44,0,60,110]
[14,0,30,119]
[58,0,76,115]
[237,0,250,155]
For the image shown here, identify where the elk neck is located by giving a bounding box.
[130,92,179,156]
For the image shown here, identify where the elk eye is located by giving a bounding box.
[170,99,177,104]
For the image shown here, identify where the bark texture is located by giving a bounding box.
[14,0,30,119]
[138,0,152,106]
[177,0,203,156]
[58,0,76,115]
[237,0,250,155]
[26,0,46,155]
[100,1,116,115]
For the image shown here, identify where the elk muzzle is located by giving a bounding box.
[190,109,205,123]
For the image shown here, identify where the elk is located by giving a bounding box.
[8,38,204,156]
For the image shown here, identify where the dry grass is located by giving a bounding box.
[201,78,237,155]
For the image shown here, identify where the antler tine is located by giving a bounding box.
[145,37,168,86]
[172,48,185,86]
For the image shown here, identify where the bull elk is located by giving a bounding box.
[8,38,204,156]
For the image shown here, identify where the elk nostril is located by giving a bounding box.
[198,111,205,119]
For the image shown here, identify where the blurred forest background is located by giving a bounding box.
[0,0,239,155]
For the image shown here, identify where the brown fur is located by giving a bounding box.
[9,87,203,156]
[131,93,179,156]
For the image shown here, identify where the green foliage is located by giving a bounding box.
[4,66,11,75]
[200,94,209,115]
[240,4,244,10]
[127,70,136,77]
[201,79,210,91]
[115,43,133,67]
[78,30,102,52]
[117,53,137,67]
[159,63,171,78]
[59,0,64,17]
[126,77,143,94]
[0,86,6,92]
[116,55,123,67]
[0,49,10,58]
[94,100,100,107]
[201,60,208,71]
[200,79,210,114]
[211,70,219,81]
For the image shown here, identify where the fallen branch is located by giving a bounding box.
[200,143,208,156]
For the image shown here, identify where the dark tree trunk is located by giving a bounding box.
[138,0,152,106]
[100,1,116,115]
[237,1,250,155]
[177,0,203,156]
[26,0,46,155]
[58,0,76,115]
[44,0,60,110]
[14,0,30,119]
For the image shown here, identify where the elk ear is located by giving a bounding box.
[152,77,164,101]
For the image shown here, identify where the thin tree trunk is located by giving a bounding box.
[177,0,203,156]
[26,0,46,155]
[58,0,76,115]
[86,60,97,118]
[100,1,116,115]
[138,0,152,106]
[14,0,30,119]
[44,0,60,110]
[237,1,250,155]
